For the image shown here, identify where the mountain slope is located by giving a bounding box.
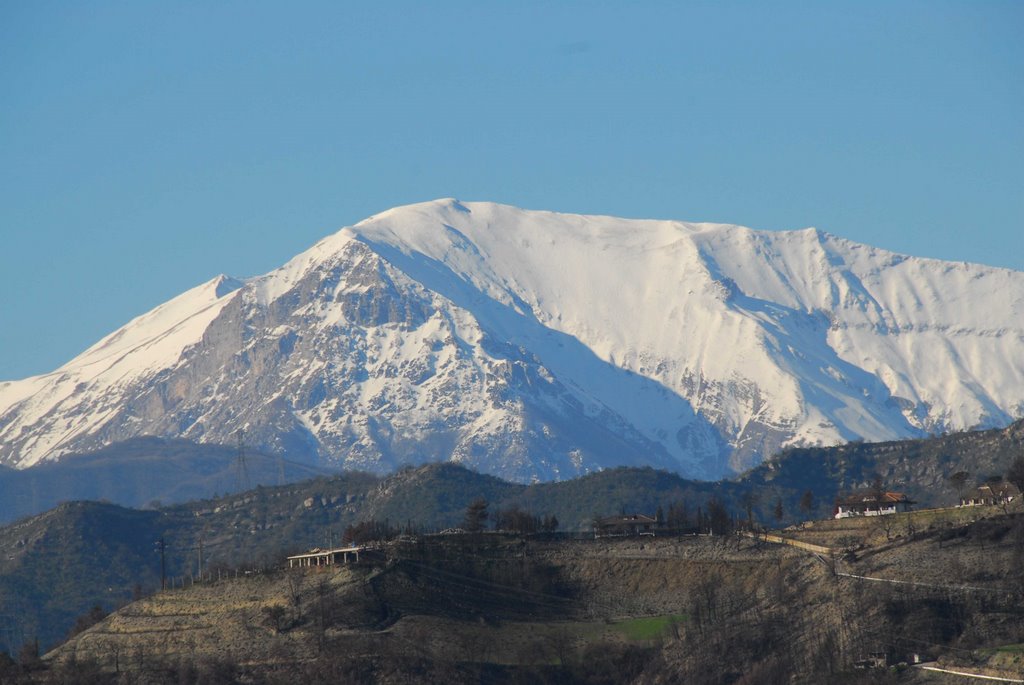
[2,199,1023,480]
[748,416,1024,512]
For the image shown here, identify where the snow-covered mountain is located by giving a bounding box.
[2,199,1023,481]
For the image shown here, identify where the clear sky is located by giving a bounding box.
[2,1,1022,381]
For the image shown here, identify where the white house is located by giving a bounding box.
[834,491,914,519]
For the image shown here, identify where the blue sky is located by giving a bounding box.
[2,1,1022,381]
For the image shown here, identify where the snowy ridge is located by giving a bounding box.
[0,275,242,461]
[1,199,1022,480]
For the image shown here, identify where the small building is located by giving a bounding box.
[960,482,1021,507]
[594,514,658,537]
[286,546,363,568]
[853,651,889,669]
[834,491,914,519]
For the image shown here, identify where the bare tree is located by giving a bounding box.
[875,514,897,542]
[667,499,690,530]
[314,578,331,653]
[262,604,287,633]
[706,498,732,535]
[284,569,303,610]
[739,491,760,530]
[690,572,723,636]
[948,470,971,502]
[870,474,885,501]
[904,513,918,538]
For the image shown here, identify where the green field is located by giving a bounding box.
[991,643,1024,654]
[608,614,686,641]
[975,642,1024,672]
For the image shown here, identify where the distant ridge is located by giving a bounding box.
[0,437,332,524]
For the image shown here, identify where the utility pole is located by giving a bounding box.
[155,538,166,591]
[179,532,207,581]
[235,429,250,493]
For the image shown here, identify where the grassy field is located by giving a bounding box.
[976,643,1024,673]
[991,644,1024,654]
[386,613,689,668]
[608,614,686,641]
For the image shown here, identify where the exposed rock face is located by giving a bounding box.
[2,199,1023,481]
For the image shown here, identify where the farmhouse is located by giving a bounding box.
[834,491,914,519]
[960,482,1020,507]
[286,546,363,568]
[594,513,658,537]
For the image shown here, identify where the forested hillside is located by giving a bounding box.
[0,437,332,524]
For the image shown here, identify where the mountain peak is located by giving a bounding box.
[2,201,1022,480]
[213,274,244,298]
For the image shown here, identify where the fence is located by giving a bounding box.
[743,531,834,556]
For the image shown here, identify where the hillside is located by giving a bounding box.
[749,417,1024,516]
[32,513,1024,684]
[6,414,1021,528]
[3,200,1023,481]
[2,420,1022,655]
[0,470,379,653]
[0,463,712,652]
[0,502,172,654]
[0,437,333,525]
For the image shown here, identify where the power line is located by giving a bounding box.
[836,570,1018,595]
